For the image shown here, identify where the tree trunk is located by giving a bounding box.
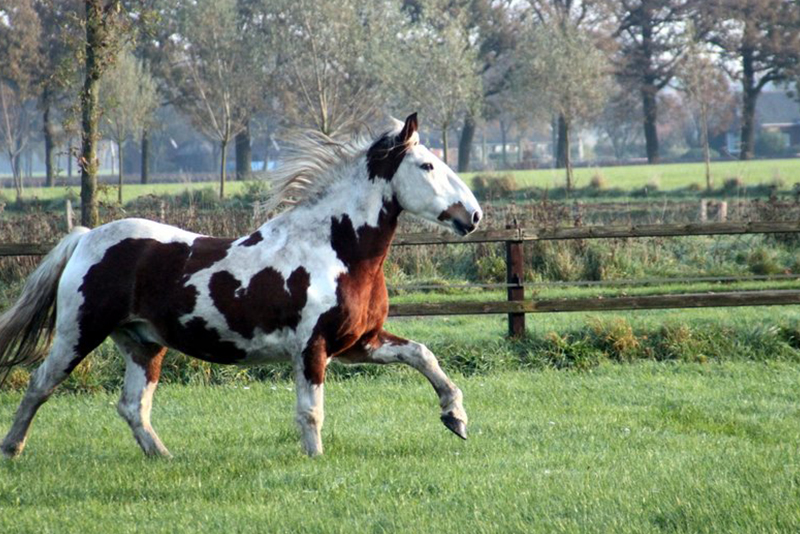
[235,121,251,180]
[555,114,567,169]
[11,150,22,201]
[500,120,508,169]
[67,137,73,179]
[80,0,104,228]
[219,138,228,198]
[642,87,659,164]
[141,128,150,184]
[442,127,449,166]
[117,141,124,204]
[458,114,476,172]
[564,119,573,191]
[43,101,56,187]
[740,46,757,161]
[701,106,712,190]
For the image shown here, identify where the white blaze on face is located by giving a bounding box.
[393,142,483,235]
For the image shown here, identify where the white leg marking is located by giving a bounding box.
[341,333,468,438]
[295,375,324,457]
[112,332,171,458]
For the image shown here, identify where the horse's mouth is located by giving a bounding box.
[452,219,476,236]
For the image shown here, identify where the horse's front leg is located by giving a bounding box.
[341,330,468,440]
[294,338,327,456]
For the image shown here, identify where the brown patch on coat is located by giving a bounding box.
[209,266,310,339]
[302,199,401,384]
[240,231,263,247]
[437,201,470,223]
[76,236,241,368]
[130,344,167,383]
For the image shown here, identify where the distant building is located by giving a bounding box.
[723,91,800,156]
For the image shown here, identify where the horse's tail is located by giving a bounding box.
[0,227,90,384]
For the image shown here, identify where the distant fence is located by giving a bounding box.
[4,220,800,337]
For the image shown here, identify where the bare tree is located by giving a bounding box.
[268,0,400,137]
[100,48,157,203]
[391,4,482,165]
[0,0,43,200]
[529,0,609,169]
[599,85,644,161]
[162,0,264,197]
[517,22,609,190]
[677,35,734,189]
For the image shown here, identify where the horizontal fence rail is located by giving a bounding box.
[388,290,800,317]
[5,220,800,337]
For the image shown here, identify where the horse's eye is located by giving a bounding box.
[420,163,434,171]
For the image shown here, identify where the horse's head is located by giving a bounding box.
[367,113,482,236]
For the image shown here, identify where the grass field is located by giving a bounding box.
[494,158,800,191]
[3,158,800,205]
[1,362,799,533]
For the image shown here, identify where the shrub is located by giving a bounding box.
[589,171,607,189]
[472,173,518,199]
[747,247,782,275]
[756,131,788,157]
[680,147,720,160]
[722,176,745,192]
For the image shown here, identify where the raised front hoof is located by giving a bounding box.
[441,412,467,440]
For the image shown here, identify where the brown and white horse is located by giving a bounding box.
[0,114,482,458]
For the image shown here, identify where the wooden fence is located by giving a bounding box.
[4,220,800,337]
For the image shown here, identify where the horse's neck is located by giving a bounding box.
[259,166,400,270]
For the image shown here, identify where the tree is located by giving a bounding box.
[611,0,693,164]
[162,0,264,197]
[0,0,43,200]
[456,0,520,172]
[268,0,400,137]
[677,36,734,189]
[517,23,609,190]
[34,0,82,187]
[100,48,157,203]
[703,0,800,160]
[529,0,609,169]
[599,85,644,161]
[78,0,130,227]
[391,4,482,165]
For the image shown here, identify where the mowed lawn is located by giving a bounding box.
[2,362,799,533]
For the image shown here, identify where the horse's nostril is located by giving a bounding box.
[472,211,482,225]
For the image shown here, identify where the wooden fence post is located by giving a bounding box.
[505,223,525,337]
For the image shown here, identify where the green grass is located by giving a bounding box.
[1,362,799,533]
[464,158,800,191]
[4,158,800,205]
[0,180,249,204]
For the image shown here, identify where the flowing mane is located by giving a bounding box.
[262,131,378,213]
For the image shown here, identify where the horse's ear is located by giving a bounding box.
[399,113,419,145]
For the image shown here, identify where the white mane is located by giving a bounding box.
[262,131,377,214]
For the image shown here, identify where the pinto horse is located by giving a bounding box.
[0,114,482,458]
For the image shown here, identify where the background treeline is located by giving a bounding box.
[2,0,800,223]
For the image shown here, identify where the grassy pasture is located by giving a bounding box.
[2,362,799,533]
[489,158,800,191]
[3,158,800,205]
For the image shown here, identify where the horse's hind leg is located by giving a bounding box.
[111,330,170,457]
[1,337,86,458]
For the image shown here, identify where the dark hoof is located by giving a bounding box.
[441,412,467,440]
